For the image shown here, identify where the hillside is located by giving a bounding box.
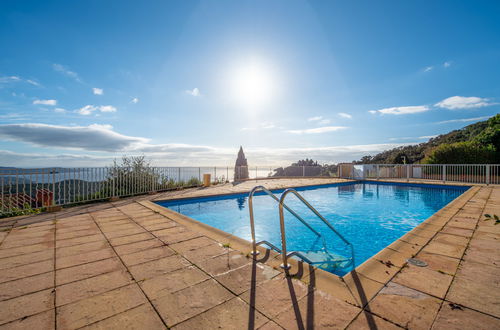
[354,114,500,164]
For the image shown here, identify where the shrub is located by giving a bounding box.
[424,142,498,164]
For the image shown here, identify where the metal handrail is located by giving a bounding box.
[248,185,320,256]
[278,188,354,270]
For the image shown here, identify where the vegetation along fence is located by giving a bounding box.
[1,164,498,217]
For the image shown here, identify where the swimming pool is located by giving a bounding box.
[156,181,469,276]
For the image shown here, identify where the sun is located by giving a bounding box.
[229,59,277,111]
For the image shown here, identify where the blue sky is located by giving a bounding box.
[0,0,499,166]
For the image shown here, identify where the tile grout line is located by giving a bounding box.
[53,215,58,330]
[87,206,171,329]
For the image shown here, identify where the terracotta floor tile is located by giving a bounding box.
[0,309,55,330]
[56,229,101,241]
[152,279,234,327]
[56,284,147,329]
[113,238,164,256]
[108,232,154,246]
[140,265,209,300]
[392,263,453,299]
[0,271,54,301]
[172,297,268,330]
[0,289,54,326]
[368,282,441,328]
[81,303,165,330]
[0,249,54,270]
[121,246,176,266]
[55,241,110,259]
[56,270,133,306]
[56,257,124,285]
[414,251,461,275]
[432,302,500,329]
[0,259,54,283]
[56,234,106,248]
[56,248,115,269]
[347,310,400,330]
[128,255,191,281]
[168,236,214,253]
[343,271,385,307]
[215,262,280,295]
[156,227,204,245]
[182,243,230,263]
[197,251,250,276]
[273,289,361,330]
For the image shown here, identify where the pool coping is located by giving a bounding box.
[139,180,480,307]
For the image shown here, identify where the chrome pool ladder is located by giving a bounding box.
[248,185,354,271]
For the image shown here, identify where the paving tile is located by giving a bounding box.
[113,238,164,256]
[56,241,110,259]
[0,309,55,330]
[431,302,500,330]
[422,236,468,259]
[368,282,441,328]
[392,262,453,299]
[440,226,474,238]
[172,297,269,330]
[152,279,235,327]
[414,251,461,275]
[463,238,500,267]
[182,242,230,263]
[56,229,101,241]
[197,251,250,276]
[141,221,178,232]
[446,260,500,317]
[139,265,209,300]
[273,289,361,330]
[355,258,400,284]
[215,262,280,295]
[258,320,283,330]
[121,246,176,266]
[347,310,400,330]
[1,233,54,249]
[81,303,166,330]
[0,249,54,270]
[156,227,204,245]
[343,271,385,307]
[57,284,147,329]
[102,227,146,239]
[0,259,53,284]
[0,271,54,301]
[108,232,154,246]
[57,248,115,269]
[56,270,133,306]
[0,289,54,326]
[56,234,106,248]
[239,275,309,319]
[128,255,191,281]
[56,257,124,286]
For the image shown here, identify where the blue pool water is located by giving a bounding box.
[156,181,469,275]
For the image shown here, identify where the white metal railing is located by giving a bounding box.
[342,164,500,185]
[0,165,338,216]
[1,164,498,217]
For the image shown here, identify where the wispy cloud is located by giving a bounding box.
[241,122,276,131]
[54,108,67,113]
[435,96,493,110]
[186,87,200,97]
[307,116,322,122]
[419,135,438,139]
[131,97,139,104]
[33,99,57,106]
[0,76,40,87]
[53,63,81,82]
[423,66,434,72]
[436,116,491,125]
[26,79,40,86]
[370,105,430,115]
[76,105,117,115]
[443,61,452,68]
[338,112,352,119]
[287,126,347,134]
[318,119,331,125]
[92,87,103,95]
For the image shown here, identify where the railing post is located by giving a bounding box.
[198,167,201,181]
[52,167,56,206]
[226,166,229,182]
[376,165,380,180]
[486,164,490,185]
[178,167,181,184]
[442,165,446,183]
[255,166,258,181]
[302,166,305,177]
[407,164,410,182]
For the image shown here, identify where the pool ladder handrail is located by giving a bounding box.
[278,188,355,270]
[248,186,320,256]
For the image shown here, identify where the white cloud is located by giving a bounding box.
[186,88,200,97]
[52,63,81,82]
[26,79,40,86]
[371,105,430,115]
[33,99,57,106]
[419,135,438,139]
[368,110,377,114]
[54,108,66,113]
[338,112,352,119]
[92,88,103,95]
[307,116,322,121]
[76,105,117,115]
[318,119,331,125]
[287,126,347,134]
[0,123,147,152]
[0,76,21,83]
[443,61,451,68]
[131,97,139,104]
[423,66,434,72]
[435,96,493,110]
[436,116,491,125]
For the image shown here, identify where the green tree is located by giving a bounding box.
[424,142,498,164]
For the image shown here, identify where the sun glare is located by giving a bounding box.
[229,60,277,111]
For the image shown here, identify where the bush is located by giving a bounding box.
[424,142,498,164]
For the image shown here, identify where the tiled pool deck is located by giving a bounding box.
[0,178,499,329]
